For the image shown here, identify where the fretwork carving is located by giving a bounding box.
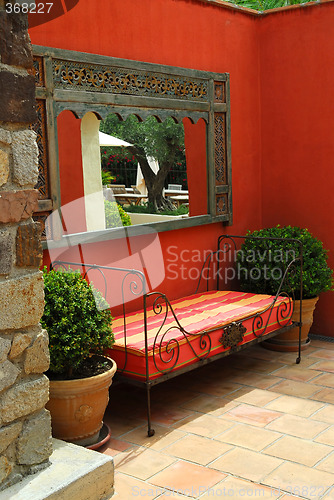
[53,59,208,101]
[30,99,49,200]
[214,113,227,185]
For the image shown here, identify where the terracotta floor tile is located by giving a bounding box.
[227,369,283,389]
[153,387,199,406]
[264,434,332,467]
[222,403,281,427]
[263,462,334,498]
[266,394,325,417]
[310,349,334,360]
[245,345,283,361]
[314,426,334,446]
[216,423,281,451]
[164,434,233,465]
[199,476,281,499]
[122,424,187,451]
[99,437,133,456]
[108,415,146,438]
[180,395,238,416]
[310,405,334,424]
[321,487,334,500]
[113,472,161,498]
[211,447,283,483]
[312,372,334,388]
[173,413,234,437]
[149,404,194,426]
[157,493,191,500]
[150,460,226,498]
[273,365,318,382]
[227,387,280,406]
[269,379,321,398]
[230,357,285,375]
[275,352,318,368]
[309,340,334,350]
[310,387,334,404]
[196,380,243,397]
[267,414,329,439]
[315,450,334,473]
[309,360,334,373]
[114,446,176,480]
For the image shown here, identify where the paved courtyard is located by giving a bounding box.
[100,339,334,499]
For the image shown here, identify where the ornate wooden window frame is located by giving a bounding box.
[32,45,232,245]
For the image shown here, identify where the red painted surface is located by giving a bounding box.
[259,3,334,336]
[57,111,86,234]
[30,0,334,335]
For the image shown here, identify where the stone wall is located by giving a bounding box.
[0,0,52,490]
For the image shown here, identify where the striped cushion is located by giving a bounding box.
[106,290,291,380]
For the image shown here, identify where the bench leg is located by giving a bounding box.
[296,321,302,364]
[146,383,155,437]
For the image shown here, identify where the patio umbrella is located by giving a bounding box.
[99,132,133,147]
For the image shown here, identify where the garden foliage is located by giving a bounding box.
[104,199,132,228]
[237,226,334,299]
[42,268,114,378]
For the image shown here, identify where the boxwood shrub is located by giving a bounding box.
[236,226,333,299]
[41,268,114,378]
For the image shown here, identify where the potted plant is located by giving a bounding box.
[236,226,333,351]
[41,267,116,446]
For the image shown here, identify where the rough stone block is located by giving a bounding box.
[0,272,44,330]
[0,360,20,392]
[24,329,49,374]
[0,375,49,425]
[0,71,36,124]
[0,457,12,485]
[0,12,33,69]
[16,222,42,268]
[0,422,22,455]
[12,130,39,187]
[9,332,32,359]
[0,129,11,146]
[0,230,13,275]
[0,337,11,363]
[17,410,52,465]
[0,189,39,224]
[0,149,9,187]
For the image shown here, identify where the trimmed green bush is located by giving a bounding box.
[41,268,114,378]
[124,202,189,216]
[237,226,334,299]
[104,199,132,228]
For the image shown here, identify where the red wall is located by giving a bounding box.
[29,0,262,308]
[259,3,334,335]
[33,1,334,337]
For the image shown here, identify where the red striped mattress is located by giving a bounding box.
[106,290,292,380]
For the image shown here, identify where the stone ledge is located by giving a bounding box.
[0,439,114,500]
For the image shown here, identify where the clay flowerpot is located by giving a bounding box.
[263,296,319,352]
[46,356,117,446]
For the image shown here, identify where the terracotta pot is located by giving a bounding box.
[263,296,319,352]
[46,356,117,446]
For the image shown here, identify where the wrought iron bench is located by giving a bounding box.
[51,234,303,437]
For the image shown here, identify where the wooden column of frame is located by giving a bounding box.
[32,46,233,241]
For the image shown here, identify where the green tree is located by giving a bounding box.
[100,114,186,212]
[227,0,314,10]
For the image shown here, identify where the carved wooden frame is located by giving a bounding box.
[32,45,232,243]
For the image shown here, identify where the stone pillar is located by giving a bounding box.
[0,0,52,490]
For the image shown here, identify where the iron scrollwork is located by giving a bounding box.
[219,321,246,349]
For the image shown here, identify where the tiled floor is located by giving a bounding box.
[100,340,334,499]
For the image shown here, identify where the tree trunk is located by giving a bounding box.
[128,144,177,212]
